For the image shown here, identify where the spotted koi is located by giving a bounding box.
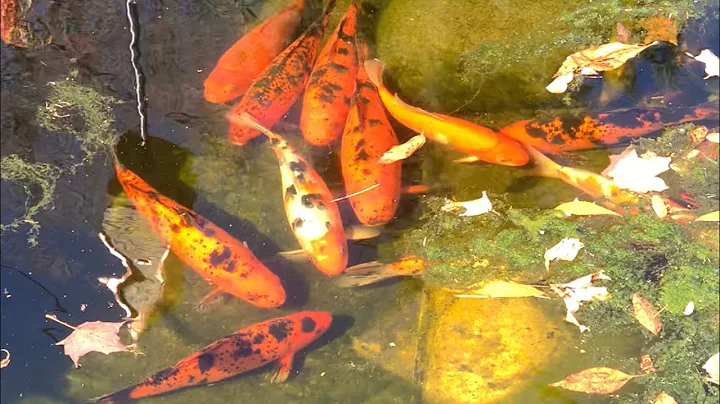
[340,41,401,226]
[203,0,305,104]
[498,102,720,153]
[231,112,348,276]
[228,0,337,145]
[362,59,530,166]
[91,312,332,403]
[300,3,358,145]
[114,158,286,308]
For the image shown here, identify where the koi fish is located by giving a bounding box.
[114,159,286,308]
[203,0,305,104]
[362,59,530,166]
[300,3,358,145]
[228,0,337,146]
[499,102,720,153]
[230,112,348,276]
[335,256,424,287]
[92,312,332,403]
[340,42,401,226]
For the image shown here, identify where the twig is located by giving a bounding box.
[331,183,380,203]
[126,0,148,145]
[44,313,77,330]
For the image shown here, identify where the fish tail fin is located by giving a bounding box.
[225,112,285,146]
[335,261,399,288]
[355,38,372,62]
[86,385,137,403]
[363,59,385,89]
[522,145,562,179]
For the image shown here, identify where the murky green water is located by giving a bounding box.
[1,0,719,403]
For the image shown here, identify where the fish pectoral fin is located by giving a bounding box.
[276,249,309,261]
[268,354,295,384]
[452,155,481,164]
[196,287,228,311]
[335,261,396,288]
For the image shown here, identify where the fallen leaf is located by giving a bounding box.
[441,191,493,217]
[46,314,131,368]
[0,349,9,369]
[378,133,426,164]
[639,354,656,374]
[631,292,662,335]
[686,49,719,79]
[695,211,719,222]
[454,280,547,299]
[640,16,678,45]
[551,272,611,332]
[653,391,679,404]
[547,42,658,93]
[703,352,719,385]
[544,238,584,271]
[554,200,621,216]
[549,367,639,394]
[706,132,719,143]
[602,147,671,193]
[650,195,668,219]
[683,301,695,316]
[689,126,709,143]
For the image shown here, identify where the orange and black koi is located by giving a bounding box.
[228,0,337,146]
[300,3,359,145]
[92,312,332,403]
[340,41,401,226]
[499,102,720,153]
[231,112,348,276]
[363,59,530,166]
[114,159,286,308]
[203,0,305,104]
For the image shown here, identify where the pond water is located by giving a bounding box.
[1,0,719,403]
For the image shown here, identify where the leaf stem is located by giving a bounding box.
[44,313,78,330]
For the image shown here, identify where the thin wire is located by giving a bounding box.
[126,0,147,145]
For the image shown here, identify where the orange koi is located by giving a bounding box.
[203,0,305,104]
[340,43,401,226]
[114,159,286,308]
[362,59,530,166]
[300,3,359,145]
[228,0,337,146]
[499,102,720,153]
[335,255,424,287]
[231,112,348,276]
[92,312,332,403]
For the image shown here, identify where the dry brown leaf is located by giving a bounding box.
[46,314,131,367]
[454,280,547,299]
[695,211,719,222]
[639,354,656,374]
[549,366,639,394]
[631,292,662,335]
[653,391,679,404]
[0,349,9,369]
[378,133,426,164]
[555,200,621,217]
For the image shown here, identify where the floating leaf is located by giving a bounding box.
[652,391,678,404]
[631,292,662,335]
[550,367,639,394]
[378,133,426,164]
[454,280,547,299]
[544,238,584,271]
[686,49,719,79]
[695,211,719,222]
[703,352,719,385]
[0,349,9,369]
[554,200,621,217]
[683,301,695,316]
[441,191,493,217]
[602,147,671,193]
[46,314,131,368]
[651,195,668,219]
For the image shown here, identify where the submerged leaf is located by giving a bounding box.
[550,367,639,394]
[631,293,662,335]
[544,237,584,271]
[378,133,426,164]
[651,195,668,219]
[695,211,719,222]
[703,352,719,385]
[48,314,131,367]
[686,49,719,79]
[441,191,493,217]
[554,200,621,216]
[652,391,679,404]
[602,147,671,193]
[551,272,611,332]
[454,280,547,299]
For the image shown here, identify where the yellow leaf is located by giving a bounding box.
[695,211,719,222]
[549,367,639,394]
[651,195,668,219]
[652,391,679,404]
[632,293,662,336]
[554,200,621,216]
[454,280,547,299]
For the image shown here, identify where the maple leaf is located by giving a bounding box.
[652,391,679,404]
[631,292,662,335]
[378,133,426,164]
[549,366,640,394]
[703,352,719,385]
[441,191,493,217]
[551,272,611,332]
[544,238,584,271]
[601,147,671,193]
[46,314,131,368]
